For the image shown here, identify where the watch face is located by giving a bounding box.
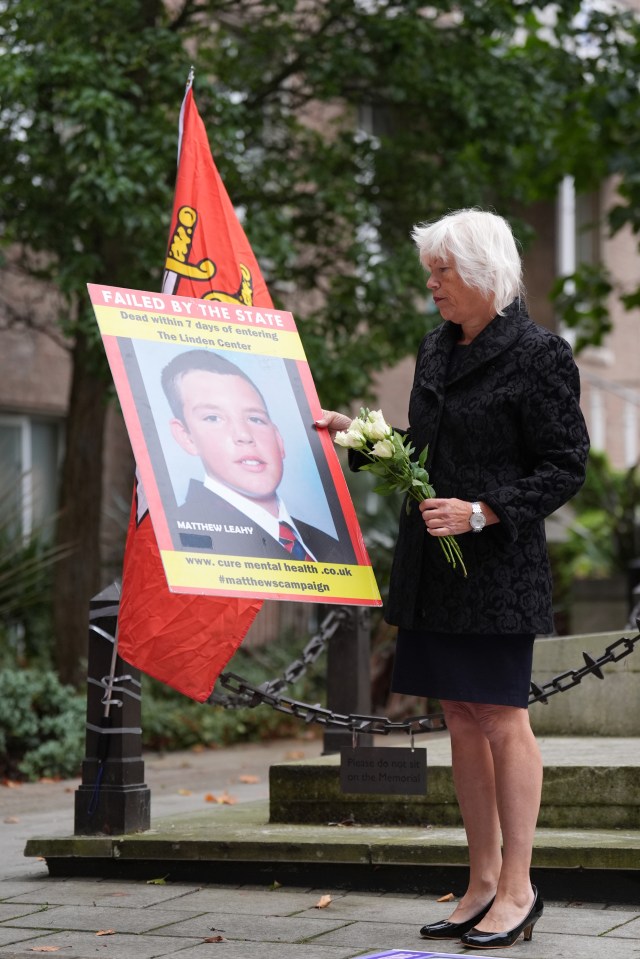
[470,511,486,530]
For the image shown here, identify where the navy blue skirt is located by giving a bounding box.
[391,629,535,708]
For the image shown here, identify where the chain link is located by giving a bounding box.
[208,607,350,707]
[210,614,640,736]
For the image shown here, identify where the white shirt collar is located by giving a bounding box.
[202,475,316,559]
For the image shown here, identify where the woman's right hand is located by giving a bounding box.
[314,409,353,440]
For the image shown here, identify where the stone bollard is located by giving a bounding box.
[74,583,151,835]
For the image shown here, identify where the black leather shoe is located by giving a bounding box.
[460,886,544,949]
[420,898,495,940]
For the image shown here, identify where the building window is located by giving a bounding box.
[575,189,600,268]
[0,415,63,540]
[556,176,601,277]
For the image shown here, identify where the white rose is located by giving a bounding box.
[371,438,395,459]
[335,427,366,449]
[362,409,392,442]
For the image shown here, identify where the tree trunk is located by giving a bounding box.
[53,330,107,686]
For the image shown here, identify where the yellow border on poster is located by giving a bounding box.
[92,304,306,360]
[162,551,381,603]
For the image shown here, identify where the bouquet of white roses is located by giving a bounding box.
[335,408,466,576]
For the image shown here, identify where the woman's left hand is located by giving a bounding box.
[419,498,497,536]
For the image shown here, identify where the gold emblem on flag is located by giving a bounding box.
[164,205,254,306]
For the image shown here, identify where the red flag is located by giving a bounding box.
[161,78,273,307]
[117,75,268,702]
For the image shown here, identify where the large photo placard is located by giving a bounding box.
[89,283,381,606]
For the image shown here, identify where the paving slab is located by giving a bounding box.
[1,903,209,935]
[153,885,350,914]
[540,903,640,935]
[150,909,355,942]
[0,905,47,923]
[0,930,205,958]
[0,927,50,949]
[171,941,357,959]
[0,877,209,909]
[303,918,447,952]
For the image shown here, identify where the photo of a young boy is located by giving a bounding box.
[159,349,353,563]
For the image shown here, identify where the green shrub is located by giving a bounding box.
[0,668,85,780]
[0,623,329,779]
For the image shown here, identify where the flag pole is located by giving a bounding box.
[177,66,195,163]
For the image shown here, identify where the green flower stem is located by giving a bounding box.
[406,487,468,578]
[357,446,468,578]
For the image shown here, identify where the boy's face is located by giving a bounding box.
[170,370,285,511]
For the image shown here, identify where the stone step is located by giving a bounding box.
[270,735,640,830]
[23,736,640,905]
[25,798,640,903]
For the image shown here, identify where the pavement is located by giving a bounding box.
[1,734,640,959]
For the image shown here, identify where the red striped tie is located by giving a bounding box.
[279,521,312,560]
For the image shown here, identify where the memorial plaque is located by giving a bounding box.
[340,746,427,795]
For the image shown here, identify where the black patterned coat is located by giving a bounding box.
[383,299,590,635]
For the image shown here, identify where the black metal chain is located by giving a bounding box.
[208,607,350,708]
[210,612,640,737]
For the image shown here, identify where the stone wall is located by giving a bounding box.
[530,629,640,736]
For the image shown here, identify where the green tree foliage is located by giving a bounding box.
[1,0,639,678]
[0,0,186,682]
[563,452,640,579]
[548,3,640,344]
[549,452,640,629]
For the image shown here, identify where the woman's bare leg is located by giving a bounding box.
[437,700,542,930]
[472,703,542,931]
[439,700,502,922]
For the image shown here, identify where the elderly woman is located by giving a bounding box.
[317,209,589,949]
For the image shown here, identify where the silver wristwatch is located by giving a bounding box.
[469,501,486,533]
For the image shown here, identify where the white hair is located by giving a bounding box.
[411,208,524,315]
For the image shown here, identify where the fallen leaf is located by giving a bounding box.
[28,948,61,953]
[190,744,205,753]
[284,750,305,760]
[38,777,60,784]
[315,894,332,909]
[203,935,226,942]
[95,929,116,936]
[1,779,22,789]
[146,875,168,885]
[204,791,237,804]
[238,774,260,784]
[3,816,20,824]
[177,788,192,796]
[437,892,456,902]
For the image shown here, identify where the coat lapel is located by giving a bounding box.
[445,299,531,385]
[415,301,531,395]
